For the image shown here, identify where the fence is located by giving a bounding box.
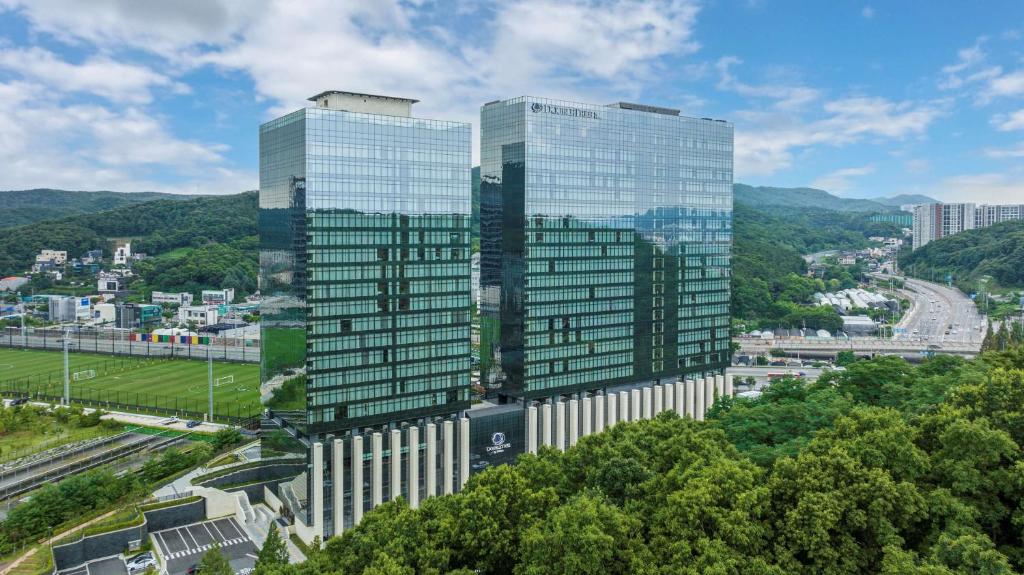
[0,385,262,425]
[1,326,260,363]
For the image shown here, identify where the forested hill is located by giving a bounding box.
[729,202,903,327]
[733,183,899,213]
[0,192,257,278]
[0,189,194,228]
[900,219,1024,289]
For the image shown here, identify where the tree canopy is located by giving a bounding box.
[259,347,1024,574]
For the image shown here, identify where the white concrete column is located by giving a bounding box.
[630,389,641,421]
[312,442,324,539]
[715,374,725,402]
[371,433,383,507]
[555,401,566,451]
[581,397,592,438]
[443,420,454,495]
[725,374,734,397]
[664,383,674,415]
[653,384,664,416]
[705,377,716,413]
[642,387,652,419]
[594,395,605,433]
[541,403,552,447]
[685,379,695,418]
[332,439,343,536]
[607,393,618,427]
[425,423,437,498]
[389,429,401,501]
[407,426,419,509]
[568,399,579,447]
[674,381,685,415]
[459,418,470,489]
[695,379,706,421]
[351,435,364,525]
[618,390,629,423]
[527,406,538,454]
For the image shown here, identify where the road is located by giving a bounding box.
[892,276,984,347]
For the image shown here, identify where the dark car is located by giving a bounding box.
[8,397,29,406]
[187,564,202,574]
[186,420,201,428]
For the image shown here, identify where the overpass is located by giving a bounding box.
[736,337,979,360]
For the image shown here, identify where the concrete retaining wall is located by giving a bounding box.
[143,498,206,532]
[52,498,207,572]
[52,522,146,572]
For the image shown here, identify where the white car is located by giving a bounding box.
[126,553,157,573]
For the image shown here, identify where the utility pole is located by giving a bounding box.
[63,329,70,406]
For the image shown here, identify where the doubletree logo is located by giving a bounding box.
[530,102,598,119]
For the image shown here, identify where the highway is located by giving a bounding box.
[737,275,984,359]
[892,276,984,347]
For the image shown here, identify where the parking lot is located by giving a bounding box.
[57,556,127,575]
[152,518,257,575]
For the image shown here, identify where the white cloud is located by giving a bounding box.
[0,79,249,194]
[811,165,875,193]
[0,46,186,104]
[936,172,1024,203]
[991,109,1024,131]
[983,142,1024,159]
[734,96,946,177]
[981,69,1024,102]
[715,56,820,110]
[861,6,875,19]
[0,0,706,175]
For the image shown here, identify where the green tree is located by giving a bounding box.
[199,545,234,575]
[515,494,651,575]
[255,527,290,573]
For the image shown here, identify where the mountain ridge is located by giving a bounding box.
[0,189,199,229]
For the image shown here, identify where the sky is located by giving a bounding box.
[0,0,1023,203]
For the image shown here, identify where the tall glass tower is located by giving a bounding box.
[260,91,472,440]
[479,97,732,401]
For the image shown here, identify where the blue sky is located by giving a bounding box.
[0,0,1022,203]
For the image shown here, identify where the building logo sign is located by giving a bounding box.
[530,102,598,120]
[487,432,511,455]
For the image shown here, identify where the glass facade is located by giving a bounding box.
[479,97,733,400]
[260,104,473,439]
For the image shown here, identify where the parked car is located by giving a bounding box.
[126,552,157,573]
[186,420,201,428]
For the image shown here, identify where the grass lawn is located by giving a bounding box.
[0,348,261,419]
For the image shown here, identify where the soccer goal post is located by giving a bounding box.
[73,369,97,381]
[214,374,235,387]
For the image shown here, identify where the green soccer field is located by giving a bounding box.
[0,348,261,419]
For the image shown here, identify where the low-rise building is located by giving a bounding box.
[200,288,235,305]
[93,302,116,325]
[115,303,162,329]
[0,276,29,292]
[35,249,67,266]
[48,296,90,323]
[151,291,194,306]
[113,243,132,266]
[97,273,122,293]
[841,315,878,336]
[178,305,219,327]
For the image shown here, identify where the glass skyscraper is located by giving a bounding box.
[260,91,472,440]
[479,97,733,401]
